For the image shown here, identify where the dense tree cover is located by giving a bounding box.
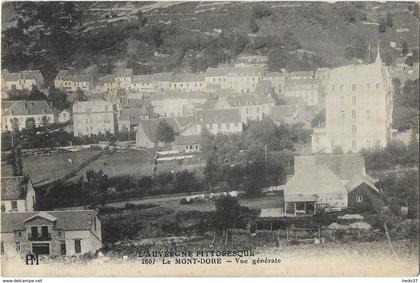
[361,141,419,171]
[344,36,368,61]
[155,121,175,143]
[201,119,306,195]
[392,78,419,130]
[48,87,70,110]
[215,195,259,231]
[378,171,419,218]
[311,109,326,128]
[7,88,48,101]
[2,2,83,83]
[252,4,272,19]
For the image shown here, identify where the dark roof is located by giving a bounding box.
[196,108,242,124]
[119,107,150,123]
[345,174,380,194]
[294,154,366,180]
[288,71,313,78]
[1,210,97,233]
[175,135,202,145]
[3,100,54,116]
[1,177,30,200]
[4,70,43,81]
[171,74,205,82]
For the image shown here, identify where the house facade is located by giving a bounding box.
[150,91,208,117]
[2,70,45,91]
[1,176,36,213]
[0,210,102,256]
[72,100,116,136]
[283,78,321,106]
[54,70,93,92]
[1,100,55,132]
[173,135,202,152]
[312,50,393,153]
[168,74,207,92]
[195,108,243,135]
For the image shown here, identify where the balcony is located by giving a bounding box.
[28,233,51,241]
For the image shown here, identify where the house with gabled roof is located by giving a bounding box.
[135,116,197,148]
[195,108,243,135]
[1,100,55,132]
[0,210,102,256]
[2,70,45,92]
[54,70,94,92]
[283,154,383,215]
[1,176,36,213]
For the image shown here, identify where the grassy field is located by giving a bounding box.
[1,150,101,185]
[68,148,154,181]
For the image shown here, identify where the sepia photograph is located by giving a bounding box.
[0,0,419,279]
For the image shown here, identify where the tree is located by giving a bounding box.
[253,4,271,19]
[386,13,393,27]
[48,86,69,110]
[25,118,36,129]
[249,18,259,33]
[11,146,23,176]
[173,170,198,193]
[402,40,409,56]
[345,36,368,61]
[85,170,109,206]
[155,121,175,144]
[75,88,87,101]
[311,109,326,127]
[378,18,387,33]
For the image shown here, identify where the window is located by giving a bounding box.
[94,218,97,231]
[376,83,380,89]
[74,239,81,254]
[208,124,213,130]
[16,242,21,252]
[32,243,50,255]
[185,145,188,150]
[352,84,356,91]
[11,201,17,211]
[316,136,320,144]
[1,242,4,254]
[352,110,356,120]
[340,84,344,91]
[352,96,356,105]
[366,109,371,120]
[356,196,363,203]
[31,227,38,240]
[340,110,345,119]
[195,145,199,150]
[58,231,62,237]
[18,231,22,237]
[60,241,66,255]
[352,125,357,134]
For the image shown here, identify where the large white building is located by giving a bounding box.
[1,100,55,132]
[1,70,45,92]
[54,70,93,92]
[72,100,116,136]
[312,50,393,153]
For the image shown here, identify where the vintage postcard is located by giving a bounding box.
[0,0,419,278]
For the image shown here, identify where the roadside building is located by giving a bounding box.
[54,70,93,92]
[1,177,36,213]
[225,66,265,93]
[72,100,116,136]
[2,70,45,91]
[210,94,275,123]
[169,74,207,92]
[1,100,55,132]
[117,107,153,133]
[311,49,393,153]
[0,210,102,256]
[264,72,286,94]
[149,91,208,117]
[136,117,196,148]
[173,135,202,152]
[131,75,156,92]
[205,67,230,89]
[195,108,243,135]
[283,78,321,106]
[288,70,313,80]
[283,154,383,215]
